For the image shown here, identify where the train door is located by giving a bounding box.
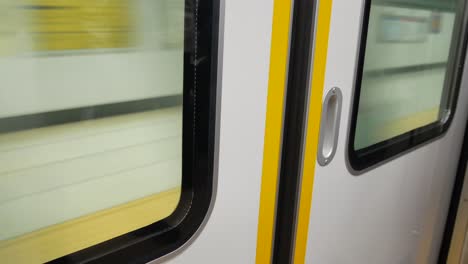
[289,0,468,263]
[0,0,287,263]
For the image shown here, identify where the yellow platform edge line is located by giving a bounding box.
[293,0,333,263]
[378,107,439,142]
[255,0,292,263]
[0,187,181,264]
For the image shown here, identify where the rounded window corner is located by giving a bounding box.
[154,181,219,263]
[345,150,365,176]
[439,106,459,135]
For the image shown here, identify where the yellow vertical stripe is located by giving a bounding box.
[255,0,292,263]
[294,0,333,263]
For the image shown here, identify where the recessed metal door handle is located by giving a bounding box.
[317,87,342,166]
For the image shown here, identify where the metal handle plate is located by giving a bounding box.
[317,87,342,166]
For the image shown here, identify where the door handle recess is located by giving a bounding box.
[317,87,342,166]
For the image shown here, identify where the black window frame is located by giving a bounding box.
[348,0,468,172]
[45,0,221,263]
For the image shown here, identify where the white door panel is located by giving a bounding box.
[167,0,274,263]
[306,0,468,263]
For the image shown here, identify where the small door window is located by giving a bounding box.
[348,0,468,171]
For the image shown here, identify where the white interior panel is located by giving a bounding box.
[306,1,468,263]
[165,0,274,263]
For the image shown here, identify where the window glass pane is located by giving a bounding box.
[0,0,184,261]
[354,0,460,150]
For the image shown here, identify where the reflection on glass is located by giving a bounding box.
[354,0,458,150]
[0,0,184,243]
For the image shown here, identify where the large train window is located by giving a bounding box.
[0,0,220,263]
[348,0,468,171]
